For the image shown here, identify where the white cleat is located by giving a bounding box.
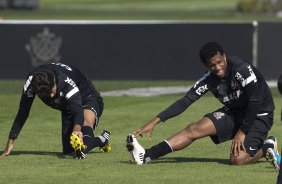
[126,134,145,165]
[265,136,279,155]
[265,136,281,171]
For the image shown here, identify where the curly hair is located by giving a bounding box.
[278,74,282,95]
[31,71,55,98]
[199,42,225,65]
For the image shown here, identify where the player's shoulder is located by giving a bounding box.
[194,70,212,85]
[229,56,248,67]
[228,56,253,73]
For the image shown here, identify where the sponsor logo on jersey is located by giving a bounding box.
[221,90,242,102]
[194,71,210,95]
[65,77,76,88]
[25,27,62,67]
[195,84,208,95]
[64,77,79,99]
[52,63,72,71]
[235,65,257,87]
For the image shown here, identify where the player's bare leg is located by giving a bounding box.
[167,117,216,151]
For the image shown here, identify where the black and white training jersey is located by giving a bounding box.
[9,63,102,140]
[158,56,274,133]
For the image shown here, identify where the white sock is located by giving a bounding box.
[98,135,106,143]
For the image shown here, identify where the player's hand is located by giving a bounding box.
[132,117,161,140]
[72,124,84,145]
[231,129,246,157]
[2,139,14,156]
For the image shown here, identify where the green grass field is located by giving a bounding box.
[0,0,282,21]
[0,80,281,184]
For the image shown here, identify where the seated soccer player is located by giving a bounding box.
[2,63,111,159]
[126,42,281,171]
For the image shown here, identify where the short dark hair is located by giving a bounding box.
[199,42,225,65]
[31,70,55,98]
[278,74,282,95]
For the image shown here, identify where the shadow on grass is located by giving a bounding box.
[121,157,272,167]
[7,150,106,159]
[9,150,62,157]
[152,157,230,165]
[121,156,231,165]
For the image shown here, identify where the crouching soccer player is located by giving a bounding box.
[126,42,281,171]
[2,63,111,159]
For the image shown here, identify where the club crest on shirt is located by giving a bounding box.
[25,27,62,67]
[212,112,225,120]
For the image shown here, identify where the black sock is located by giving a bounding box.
[82,126,103,152]
[144,141,173,162]
[82,126,94,137]
[261,143,274,156]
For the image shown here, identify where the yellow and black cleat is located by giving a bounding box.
[100,143,112,153]
[70,133,87,159]
[99,129,111,153]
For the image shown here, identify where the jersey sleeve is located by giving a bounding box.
[9,76,35,140]
[234,64,261,133]
[157,72,210,122]
[62,77,84,127]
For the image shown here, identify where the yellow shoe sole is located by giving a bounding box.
[100,143,111,153]
[70,133,86,151]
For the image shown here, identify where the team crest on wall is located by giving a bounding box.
[25,27,62,67]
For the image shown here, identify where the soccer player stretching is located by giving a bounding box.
[127,42,280,171]
[2,63,111,159]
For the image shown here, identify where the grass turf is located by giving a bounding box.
[0,0,281,21]
[0,80,281,184]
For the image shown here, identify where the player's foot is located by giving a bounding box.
[99,129,111,153]
[70,133,87,159]
[126,134,145,165]
[265,136,279,154]
[266,148,281,171]
[265,136,280,171]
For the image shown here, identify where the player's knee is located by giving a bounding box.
[183,123,198,139]
[230,155,248,165]
[83,120,94,127]
[184,123,196,133]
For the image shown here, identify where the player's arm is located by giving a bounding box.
[62,79,84,142]
[133,74,209,139]
[68,96,84,145]
[237,65,261,134]
[2,77,35,156]
[232,65,261,156]
[133,92,201,139]
[157,74,209,122]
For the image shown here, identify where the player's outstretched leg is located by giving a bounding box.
[70,133,87,159]
[126,134,173,165]
[99,129,112,153]
[265,136,281,171]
